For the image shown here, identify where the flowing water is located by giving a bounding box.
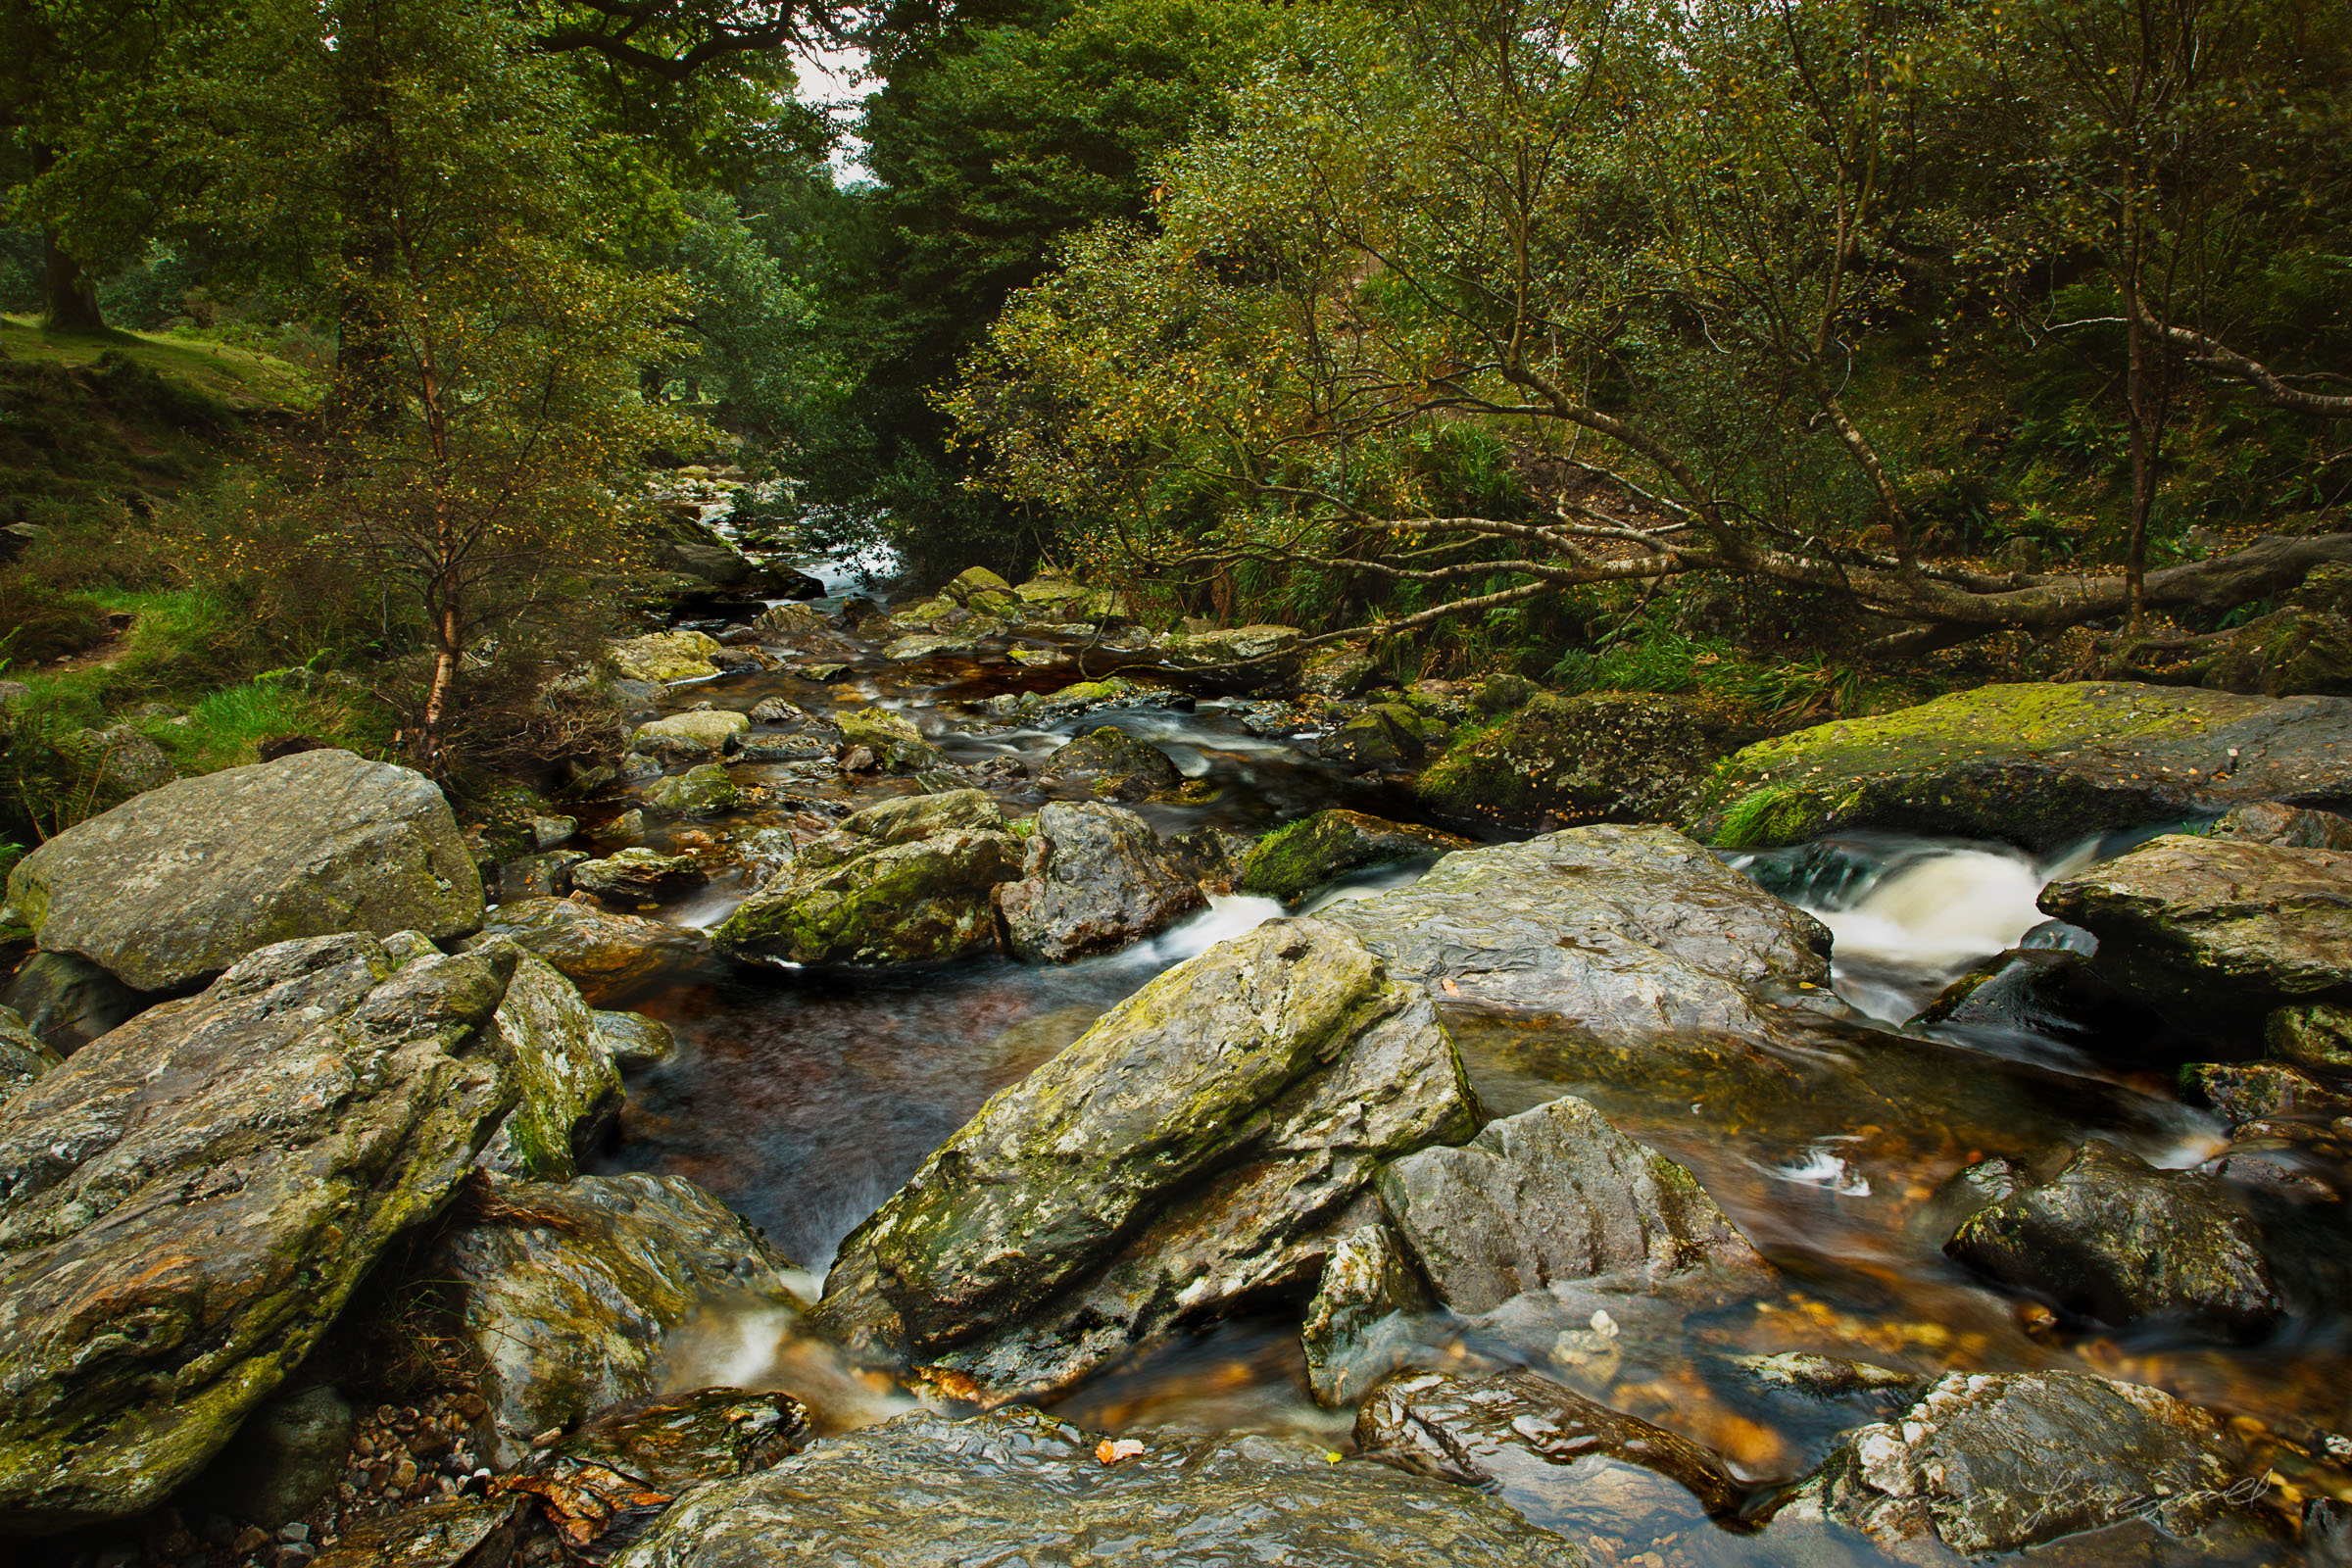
[576,572,2346,1561]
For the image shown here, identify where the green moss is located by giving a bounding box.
[1710,786,1821,851]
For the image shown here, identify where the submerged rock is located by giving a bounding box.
[606,1406,1583,1567]
[3,748,483,993]
[815,917,1478,1398]
[712,827,1020,966]
[0,935,551,1532]
[1780,1370,2265,1558]
[1694,681,2352,853]
[1329,824,1834,1040]
[995,801,1203,962]
[2039,835,2352,1025]
[476,899,713,1004]
[1040,724,1182,801]
[1945,1140,2280,1336]
[1418,692,1751,832]
[1379,1096,1764,1315]
[433,1173,804,1465]
[1238,808,1470,903]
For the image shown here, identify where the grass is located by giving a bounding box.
[0,314,318,412]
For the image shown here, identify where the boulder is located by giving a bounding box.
[711,828,1021,966]
[1040,725,1181,801]
[732,731,834,763]
[885,632,984,662]
[0,1004,59,1102]
[1158,623,1304,688]
[1944,1140,2279,1336]
[311,1497,527,1568]
[611,631,725,684]
[747,696,808,724]
[474,952,624,1180]
[70,723,174,795]
[1328,824,1834,1041]
[1418,692,1751,833]
[1695,682,2352,853]
[816,918,1478,1399]
[841,788,1001,846]
[0,951,138,1055]
[0,935,555,1532]
[1354,1369,1742,1550]
[1238,809,1471,903]
[2183,1059,2352,1125]
[1301,644,1384,699]
[2038,835,2352,1024]
[3,749,483,993]
[643,763,738,818]
[751,603,828,643]
[2207,800,2352,850]
[2270,1002,2352,1072]
[573,848,710,904]
[833,709,944,772]
[1379,1097,1764,1317]
[1319,703,1445,770]
[494,849,585,903]
[1301,1223,1426,1407]
[594,1008,677,1068]
[995,801,1204,962]
[630,710,749,760]
[1780,1370,2265,1558]
[432,1173,804,1465]
[603,1407,1583,1567]
[475,899,713,1004]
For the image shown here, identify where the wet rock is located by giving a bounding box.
[1040,725,1181,801]
[1355,1369,1743,1549]
[1013,573,1126,622]
[730,732,833,763]
[594,1008,677,1068]
[311,1496,528,1568]
[2039,835,2352,1024]
[473,952,624,1180]
[605,1406,1583,1567]
[1380,1096,1764,1316]
[841,788,1001,846]
[642,763,738,819]
[1945,1140,2279,1335]
[884,632,984,662]
[433,1173,804,1465]
[1238,809,1470,903]
[495,849,585,902]
[1162,824,1248,893]
[995,802,1203,962]
[474,899,713,1004]
[200,1385,355,1528]
[1301,644,1383,699]
[3,749,483,993]
[1158,623,1305,689]
[0,1004,59,1101]
[1319,703,1442,769]
[0,950,142,1054]
[1780,1369,2264,1558]
[2185,1059,2352,1125]
[1695,681,2352,854]
[833,709,944,772]
[1302,1223,1427,1407]
[751,603,827,643]
[572,848,710,904]
[2207,799,2352,850]
[2269,1002,2352,1071]
[711,828,1021,966]
[630,711,749,760]
[1329,824,1835,1039]
[747,697,808,724]
[0,936,532,1532]
[611,631,725,683]
[1420,692,1751,833]
[816,918,1479,1398]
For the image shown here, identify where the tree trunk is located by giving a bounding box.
[40,230,106,334]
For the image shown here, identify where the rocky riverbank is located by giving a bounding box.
[5,561,2352,1567]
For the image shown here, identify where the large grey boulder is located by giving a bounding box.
[1379,1096,1765,1316]
[1330,824,1834,1041]
[608,1407,1585,1568]
[1779,1370,2268,1558]
[2039,835,2352,1023]
[1945,1140,2280,1336]
[0,933,587,1532]
[1694,681,2352,853]
[432,1173,805,1465]
[996,801,1204,962]
[1,749,483,992]
[815,918,1479,1399]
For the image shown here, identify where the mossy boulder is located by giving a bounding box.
[3,748,483,993]
[473,950,624,1181]
[1694,682,2352,853]
[0,935,537,1532]
[630,710,749,760]
[833,707,945,772]
[712,828,1021,966]
[842,787,1002,845]
[431,1172,804,1465]
[643,762,739,818]
[571,846,710,903]
[610,629,725,683]
[1417,691,1750,833]
[815,917,1478,1399]
[1238,808,1471,903]
[1041,724,1182,801]
[1319,703,1445,769]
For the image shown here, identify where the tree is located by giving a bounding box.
[948,0,2352,661]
